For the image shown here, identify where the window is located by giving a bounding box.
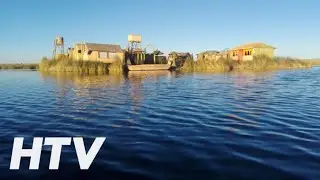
[99,52,108,58]
[108,52,116,59]
[233,51,238,56]
[244,50,252,56]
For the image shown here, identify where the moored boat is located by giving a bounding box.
[127,64,172,71]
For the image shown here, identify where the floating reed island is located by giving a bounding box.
[39,54,311,74]
[38,36,313,74]
[180,42,312,72]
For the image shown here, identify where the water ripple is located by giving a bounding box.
[0,69,320,179]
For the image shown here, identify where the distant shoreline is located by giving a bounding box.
[0,63,39,70]
[300,59,320,65]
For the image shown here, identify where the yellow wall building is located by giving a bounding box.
[69,43,124,63]
[228,42,276,61]
[197,43,276,62]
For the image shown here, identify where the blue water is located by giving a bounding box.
[0,68,320,180]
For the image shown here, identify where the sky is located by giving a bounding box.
[1,0,320,63]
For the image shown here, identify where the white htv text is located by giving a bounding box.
[10,137,106,170]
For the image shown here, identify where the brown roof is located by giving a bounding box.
[217,51,228,55]
[85,43,122,52]
[169,52,191,56]
[206,50,220,53]
[230,42,276,50]
[198,50,220,55]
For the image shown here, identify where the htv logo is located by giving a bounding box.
[10,137,106,170]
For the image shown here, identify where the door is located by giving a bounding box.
[238,50,244,62]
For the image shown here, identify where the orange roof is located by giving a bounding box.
[230,42,276,50]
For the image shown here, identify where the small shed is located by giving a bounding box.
[168,52,192,67]
[168,52,192,59]
[197,50,220,60]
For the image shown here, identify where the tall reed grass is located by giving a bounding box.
[300,59,320,66]
[180,55,311,72]
[39,56,123,74]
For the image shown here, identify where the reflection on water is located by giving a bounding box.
[39,71,178,124]
[40,71,176,99]
[126,70,176,81]
[125,71,177,108]
[1,68,320,179]
[40,71,124,89]
[40,71,176,88]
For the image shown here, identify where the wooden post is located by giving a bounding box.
[136,54,139,65]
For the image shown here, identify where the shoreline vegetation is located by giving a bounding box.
[180,55,312,72]
[39,55,314,74]
[1,56,318,73]
[39,57,123,74]
[0,63,39,70]
[301,59,320,66]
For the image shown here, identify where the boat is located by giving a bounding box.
[127,64,172,71]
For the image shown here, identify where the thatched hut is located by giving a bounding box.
[197,50,220,60]
[168,52,192,67]
[69,43,124,63]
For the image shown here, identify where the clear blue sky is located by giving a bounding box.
[1,0,320,63]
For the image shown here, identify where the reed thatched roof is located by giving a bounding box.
[85,43,122,52]
[198,50,220,55]
[169,52,191,57]
[230,42,276,50]
[217,51,229,56]
[154,50,164,55]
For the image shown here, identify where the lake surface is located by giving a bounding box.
[0,68,320,180]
